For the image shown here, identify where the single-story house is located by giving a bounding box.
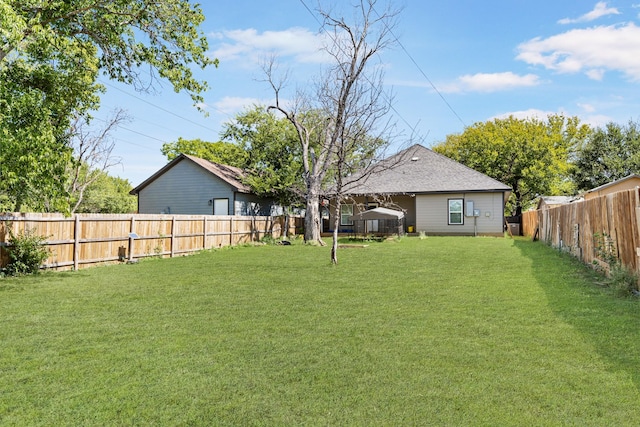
[130,154,278,216]
[328,144,512,236]
[583,174,640,201]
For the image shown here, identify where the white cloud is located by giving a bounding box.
[440,72,540,93]
[212,96,266,115]
[517,23,640,81]
[208,27,329,65]
[491,108,614,130]
[490,109,558,122]
[582,114,615,128]
[558,2,620,24]
[577,102,596,113]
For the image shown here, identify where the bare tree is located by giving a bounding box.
[67,109,129,213]
[267,0,401,262]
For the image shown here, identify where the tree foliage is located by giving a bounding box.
[433,115,589,215]
[0,0,215,104]
[572,120,640,191]
[161,138,248,167]
[74,171,137,214]
[220,106,304,210]
[0,0,214,212]
[0,44,96,212]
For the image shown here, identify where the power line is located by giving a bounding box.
[92,116,167,148]
[99,79,226,133]
[372,5,467,128]
[298,0,466,131]
[297,0,429,137]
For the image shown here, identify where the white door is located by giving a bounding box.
[214,198,229,215]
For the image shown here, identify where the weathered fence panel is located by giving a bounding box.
[522,188,640,274]
[0,213,297,271]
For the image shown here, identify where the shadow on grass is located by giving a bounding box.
[513,238,640,391]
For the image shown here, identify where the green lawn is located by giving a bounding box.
[2,236,640,425]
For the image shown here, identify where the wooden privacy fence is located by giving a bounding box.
[522,188,640,274]
[0,213,299,271]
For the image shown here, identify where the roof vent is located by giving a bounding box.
[411,157,420,161]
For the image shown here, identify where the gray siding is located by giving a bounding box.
[234,193,279,216]
[138,160,235,215]
[415,192,505,236]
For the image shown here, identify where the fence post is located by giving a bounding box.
[128,216,136,262]
[203,216,207,250]
[230,216,234,246]
[170,216,176,258]
[635,189,640,276]
[73,215,80,271]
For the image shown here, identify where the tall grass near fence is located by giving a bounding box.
[2,237,640,425]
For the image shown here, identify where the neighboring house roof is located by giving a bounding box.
[342,144,512,195]
[536,196,581,210]
[584,174,640,197]
[130,153,251,195]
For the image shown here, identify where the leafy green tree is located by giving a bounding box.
[161,138,248,167]
[0,0,214,212]
[0,1,215,105]
[220,106,304,211]
[75,172,137,214]
[434,115,589,216]
[572,120,640,191]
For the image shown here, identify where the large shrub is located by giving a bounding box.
[4,227,50,276]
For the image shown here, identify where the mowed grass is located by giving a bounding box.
[2,237,640,425]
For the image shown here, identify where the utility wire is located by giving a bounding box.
[100,79,226,133]
[371,4,467,128]
[297,0,428,138]
[92,116,167,148]
[299,0,466,131]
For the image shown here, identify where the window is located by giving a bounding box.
[340,204,354,226]
[448,199,463,225]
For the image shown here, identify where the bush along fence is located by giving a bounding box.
[0,213,301,271]
[522,187,640,281]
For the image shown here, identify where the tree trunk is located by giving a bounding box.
[513,183,522,217]
[331,202,341,264]
[304,181,325,245]
[283,206,290,239]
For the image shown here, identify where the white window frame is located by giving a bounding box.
[340,204,354,226]
[448,198,464,225]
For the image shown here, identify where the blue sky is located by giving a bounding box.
[98,1,640,186]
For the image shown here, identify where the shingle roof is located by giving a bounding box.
[183,155,251,192]
[584,173,640,195]
[130,154,251,195]
[537,196,580,207]
[342,144,511,195]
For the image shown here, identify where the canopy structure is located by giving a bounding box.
[353,207,405,221]
[350,207,405,235]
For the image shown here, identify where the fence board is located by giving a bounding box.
[1,214,295,271]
